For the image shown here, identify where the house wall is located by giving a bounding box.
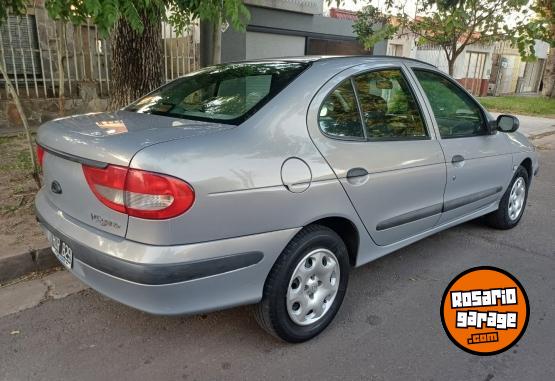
[414,44,493,96]
[246,32,306,59]
[386,35,417,59]
[489,40,549,95]
[204,3,386,65]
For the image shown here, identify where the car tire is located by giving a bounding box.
[254,224,350,343]
[486,166,529,230]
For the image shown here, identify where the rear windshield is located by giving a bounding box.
[125,62,309,124]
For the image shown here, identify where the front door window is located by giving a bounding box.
[413,70,486,138]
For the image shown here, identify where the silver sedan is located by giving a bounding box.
[35,56,538,342]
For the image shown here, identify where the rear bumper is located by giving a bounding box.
[35,190,300,315]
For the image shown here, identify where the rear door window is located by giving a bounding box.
[353,69,428,140]
[126,62,308,124]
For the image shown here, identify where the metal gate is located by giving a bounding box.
[462,51,487,96]
[0,7,200,100]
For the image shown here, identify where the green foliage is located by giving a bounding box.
[169,0,249,34]
[353,5,397,50]
[355,0,536,71]
[44,1,164,35]
[477,95,555,117]
[512,0,553,59]
[43,0,249,36]
[0,0,26,24]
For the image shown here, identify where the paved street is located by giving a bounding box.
[1,146,554,380]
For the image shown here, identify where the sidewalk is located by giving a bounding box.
[491,113,555,138]
[0,270,88,318]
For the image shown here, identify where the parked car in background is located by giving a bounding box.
[35,56,538,342]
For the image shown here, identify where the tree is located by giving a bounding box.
[109,6,164,108]
[352,5,397,51]
[355,0,532,76]
[169,1,250,65]
[46,0,249,109]
[513,0,554,97]
[0,0,40,188]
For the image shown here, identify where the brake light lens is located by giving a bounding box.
[82,165,127,213]
[125,169,195,219]
[82,165,195,219]
[36,145,45,167]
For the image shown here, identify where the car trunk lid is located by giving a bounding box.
[37,111,234,237]
[37,110,234,166]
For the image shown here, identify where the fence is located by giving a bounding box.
[0,5,200,101]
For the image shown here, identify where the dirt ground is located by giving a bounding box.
[0,133,47,254]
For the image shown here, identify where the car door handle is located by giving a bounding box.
[451,155,465,164]
[346,168,368,178]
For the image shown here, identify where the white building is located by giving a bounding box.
[384,32,549,96]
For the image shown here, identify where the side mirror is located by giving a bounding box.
[497,114,519,133]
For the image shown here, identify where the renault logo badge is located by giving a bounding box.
[51,180,63,194]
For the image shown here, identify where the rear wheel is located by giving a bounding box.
[486,166,529,229]
[254,225,350,342]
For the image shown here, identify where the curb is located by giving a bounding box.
[0,246,59,285]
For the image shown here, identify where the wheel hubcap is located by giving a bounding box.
[286,248,340,326]
[508,177,526,221]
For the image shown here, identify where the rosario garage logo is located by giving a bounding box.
[440,266,529,355]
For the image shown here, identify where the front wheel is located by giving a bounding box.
[254,225,350,342]
[486,166,529,229]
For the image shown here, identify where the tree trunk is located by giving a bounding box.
[447,58,455,76]
[109,9,164,110]
[211,16,222,65]
[0,60,40,188]
[541,47,555,98]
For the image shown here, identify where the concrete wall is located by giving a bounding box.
[245,6,355,38]
[386,35,417,59]
[415,47,492,80]
[244,0,323,14]
[414,44,494,96]
[246,32,306,59]
[0,82,108,130]
[203,4,385,65]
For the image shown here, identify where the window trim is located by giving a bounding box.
[351,77,368,140]
[317,66,432,142]
[410,67,491,140]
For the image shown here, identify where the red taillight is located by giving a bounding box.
[83,165,128,213]
[125,169,195,219]
[37,145,45,167]
[82,165,195,219]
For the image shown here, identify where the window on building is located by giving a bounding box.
[0,15,41,76]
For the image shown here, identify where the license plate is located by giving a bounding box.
[46,230,73,269]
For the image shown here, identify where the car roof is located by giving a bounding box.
[240,55,437,68]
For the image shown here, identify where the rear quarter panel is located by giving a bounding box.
[126,61,369,246]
